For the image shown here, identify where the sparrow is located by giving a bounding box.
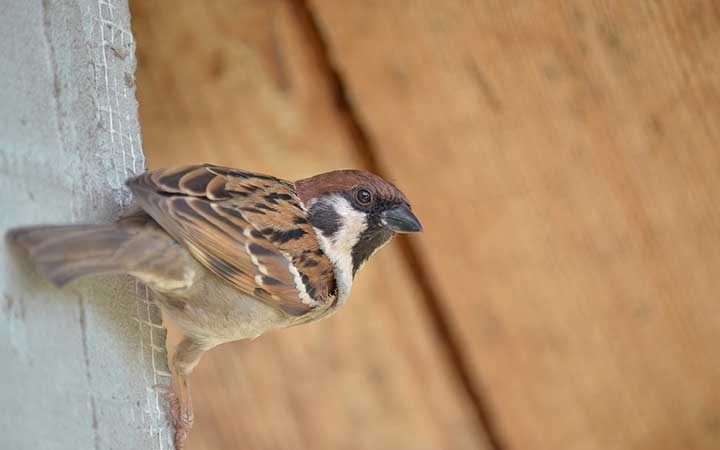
[6,164,422,449]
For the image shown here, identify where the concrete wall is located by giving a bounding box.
[0,1,172,449]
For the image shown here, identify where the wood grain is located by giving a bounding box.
[130,1,489,449]
[309,1,720,449]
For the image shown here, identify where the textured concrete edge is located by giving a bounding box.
[0,1,172,449]
[75,0,175,447]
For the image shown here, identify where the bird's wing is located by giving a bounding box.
[127,164,336,316]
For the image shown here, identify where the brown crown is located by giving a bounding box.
[294,170,409,206]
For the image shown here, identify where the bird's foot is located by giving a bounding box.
[154,384,194,450]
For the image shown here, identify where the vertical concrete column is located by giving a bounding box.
[0,1,172,449]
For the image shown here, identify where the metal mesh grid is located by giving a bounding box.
[93,0,143,205]
[93,1,172,448]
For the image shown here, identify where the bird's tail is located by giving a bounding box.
[6,214,176,288]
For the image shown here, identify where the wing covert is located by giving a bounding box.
[127,164,336,316]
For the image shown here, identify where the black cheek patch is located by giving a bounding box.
[307,203,341,237]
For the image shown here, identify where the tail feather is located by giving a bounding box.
[37,259,122,287]
[6,216,194,291]
[7,224,140,287]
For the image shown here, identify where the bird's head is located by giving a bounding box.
[295,170,422,279]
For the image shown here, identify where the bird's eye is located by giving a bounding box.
[355,188,373,205]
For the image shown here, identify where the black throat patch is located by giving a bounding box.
[351,226,393,276]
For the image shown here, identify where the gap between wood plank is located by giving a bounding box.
[288,2,507,449]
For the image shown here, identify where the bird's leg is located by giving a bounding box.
[158,337,209,450]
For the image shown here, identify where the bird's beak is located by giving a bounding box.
[380,206,423,233]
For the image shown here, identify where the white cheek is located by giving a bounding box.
[330,197,368,254]
[313,196,367,305]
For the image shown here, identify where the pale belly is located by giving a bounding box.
[153,269,335,346]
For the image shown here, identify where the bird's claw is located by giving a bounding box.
[153,383,193,449]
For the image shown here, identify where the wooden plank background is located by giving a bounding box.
[130,1,720,449]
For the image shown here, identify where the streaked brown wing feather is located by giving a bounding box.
[126,164,336,316]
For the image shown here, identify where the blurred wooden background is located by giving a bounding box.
[130,1,720,449]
